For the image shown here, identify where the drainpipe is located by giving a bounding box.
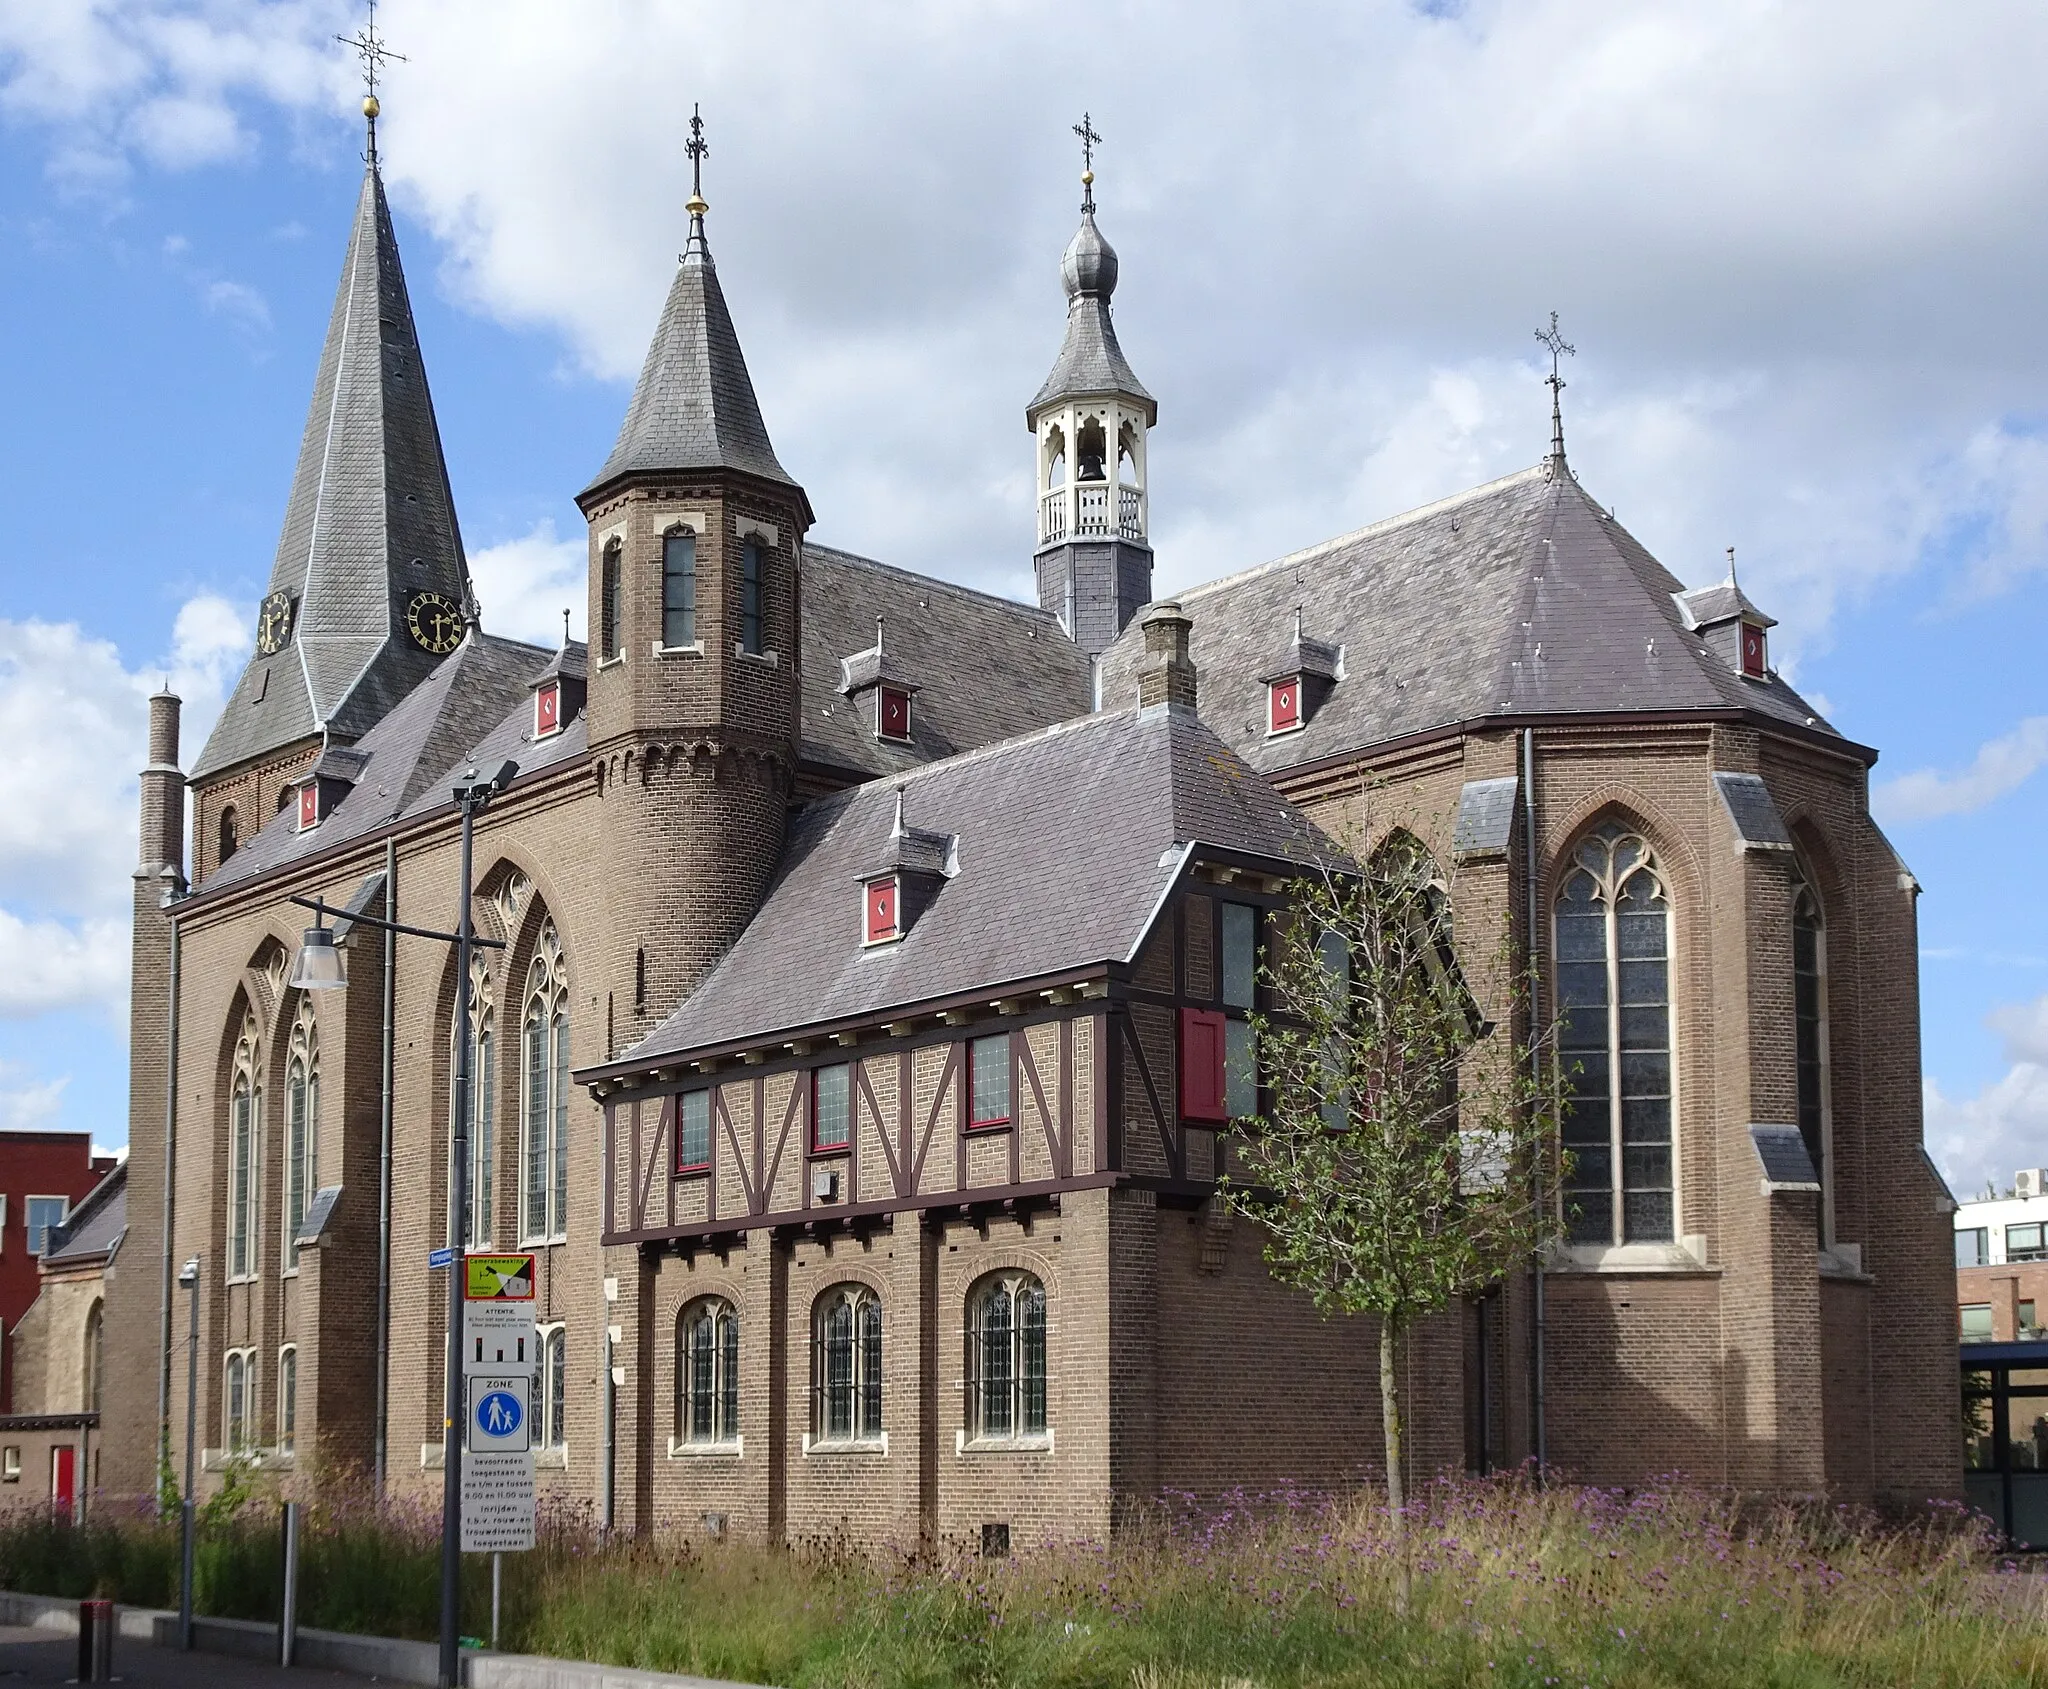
[1522,727,1547,1480]
[155,896,181,1515]
[375,837,396,1492]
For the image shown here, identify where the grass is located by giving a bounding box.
[5,1475,2046,1687]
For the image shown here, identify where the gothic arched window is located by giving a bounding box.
[218,806,239,865]
[662,527,697,649]
[278,1345,297,1455]
[228,1013,261,1280]
[457,957,495,1247]
[283,998,318,1269]
[678,1298,740,1446]
[1555,823,1674,1247]
[599,539,622,661]
[1794,872,1831,1243]
[223,1349,255,1452]
[812,1285,883,1444]
[538,1326,567,1449]
[966,1273,1047,1441]
[84,1301,104,1415]
[522,923,570,1242]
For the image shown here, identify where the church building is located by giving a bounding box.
[94,97,1961,1546]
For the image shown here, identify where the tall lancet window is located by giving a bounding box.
[457,956,496,1247]
[1555,823,1674,1247]
[1793,872,1831,1243]
[228,1013,262,1281]
[662,528,697,649]
[283,998,319,1269]
[600,540,623,661]
[522,922,571,1242]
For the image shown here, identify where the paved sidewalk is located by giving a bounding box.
[0,1625,385,1689]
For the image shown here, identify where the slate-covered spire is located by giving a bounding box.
[580,112,795,498]
[192,133,470,781]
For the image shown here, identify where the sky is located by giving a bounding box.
[2,0,2047,1197]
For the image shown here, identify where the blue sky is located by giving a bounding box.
[3,0,2048,1195]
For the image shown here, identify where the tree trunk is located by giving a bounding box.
[1380,1315,1409,1615]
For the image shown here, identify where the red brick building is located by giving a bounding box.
[92,103,1961,1539]
[0,1132,115,1412]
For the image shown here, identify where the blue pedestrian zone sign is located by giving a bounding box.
[478,1390,522,1438]
[466,1374,531,1453]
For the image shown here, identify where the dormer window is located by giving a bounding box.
[297,784,320,832]
[535,680,561,737]
[864,876,900,945]
[878,685,912,743]
[1269,677,1302,734]
[1740,621,1767,680]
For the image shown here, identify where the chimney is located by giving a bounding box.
[140,688,185,888]
[1136,601,1197,713]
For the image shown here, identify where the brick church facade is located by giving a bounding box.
[94,111,1961,1545]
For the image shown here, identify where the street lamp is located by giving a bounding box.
[284,759,516,1689]
[177,1255,199,1652]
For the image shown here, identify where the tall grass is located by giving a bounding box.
[5,1475,2045,1687]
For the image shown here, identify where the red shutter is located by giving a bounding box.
[1740,623,1766,678]
[865,877,898,944]
[879,687,911,741]
[1180,1007,1228,1122]
[297,785,319,831]
[1269,678,1300,732]
[536,682,560,735]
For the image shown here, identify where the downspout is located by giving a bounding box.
[375,838,396,1493]
[155,905,180,1515]
[1522,726,1547,1479]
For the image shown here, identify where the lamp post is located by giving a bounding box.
[177,1255,199,1651]
[287,759,516,1689]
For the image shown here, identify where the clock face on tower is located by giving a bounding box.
[404,591,465,655]
[254,591,295,656]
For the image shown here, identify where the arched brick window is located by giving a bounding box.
[812,1285,882,1445]
[456,956,496,1247]
[228,1013,261,1281]
[283,997,319,1269]
[966,1272,1046,1441]
[1793,870,1831,1243]
[522,923,570,1242]
[678,1298,740,1446]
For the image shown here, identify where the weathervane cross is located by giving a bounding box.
[337,0,405,103]
[1074,111,1101,212]
[1535,311,1576,468]
[687,103,708,199]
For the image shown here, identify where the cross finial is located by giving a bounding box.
[682,103,711,259]
[336,0,406,164]
[1534,311,1576,471]
[1074,112,1102,213]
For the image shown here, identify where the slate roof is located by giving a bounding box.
[44,1163,125,1267]
[198,632,572,898]
[797,547,1092,784]
[1028,210,1156,422]
[582,213,795,499]
[608,705,1328,1067]
[1097,465,1853,776]
[194,160,470,780]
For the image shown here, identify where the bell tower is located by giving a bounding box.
[576,109,812,1049]
[1028,114,1156,656]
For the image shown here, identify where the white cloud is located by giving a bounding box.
[0,1060,68,1130]
[202,277,270,332]
[1927,996,2048,1195]
[467,521,585,649]
[1873,716,2048,824]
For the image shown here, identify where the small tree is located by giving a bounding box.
[1220,831,1563,1610]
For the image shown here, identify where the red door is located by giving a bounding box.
[50,1445,75,1519]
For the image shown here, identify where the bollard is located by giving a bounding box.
[76,1599,114,1683]
[279,1500,301,1666]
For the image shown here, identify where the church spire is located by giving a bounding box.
[192,23,468,784]
[581,107,800,501]
[1536,311,1575,477]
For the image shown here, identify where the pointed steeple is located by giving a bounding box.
[581,109,797,500]
[193,136,469,781]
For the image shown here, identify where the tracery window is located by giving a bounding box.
[522,924,571,1242]
[678,1298,740,1446]
[228,1013,261,1280]
[812,1285,883,1445]
[966,1273,1047,1442]
[1555,823,1674,1247]
[1793,871,1831,1243]
[283,998,319,1269]
[662,528,697,649]
[457,957,495,1247]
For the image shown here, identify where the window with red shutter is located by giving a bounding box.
[535,682,560,736]
[1740,622,1767,679]
[864,877,899,944]
[878,686,912,742]
[297,785,320,831]
[1180,1007,1228,1122]
[1269,678,1301,733]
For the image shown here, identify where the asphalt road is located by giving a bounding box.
[0,1626,387,1689]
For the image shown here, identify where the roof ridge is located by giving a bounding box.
[805,545,1065,623]
[809,704,1135,820]
[1173,463,1553,605]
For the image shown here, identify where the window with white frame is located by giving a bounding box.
[24,1196,67,1258]
[522,924,571,1241]
[228,1013,261,1280]
[677,1090,711,1174]
[223,1349,257,1452]
[278,1346,297,1454]
[812,1285,882,1444]
[969,1034,1010,1129]
[283,998,319,1269]
[457,957,495,1247]
[1555,823,1674,1247]
[1792,871,1830,1244]
[538,1326,567,1449]
[966,1273,1046,1442]
[678,1298,739,1446]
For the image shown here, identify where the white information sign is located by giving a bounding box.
[463,1301,536,1374]
[458,1252,537,1553]
[460,1452,536,1553]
